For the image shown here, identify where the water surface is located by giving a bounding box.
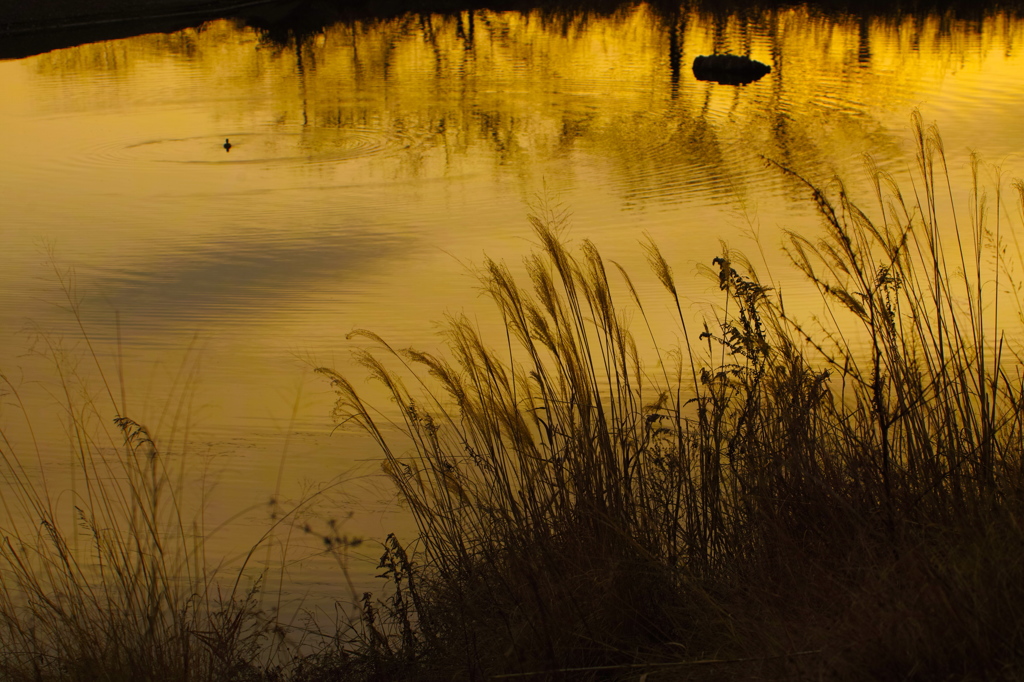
[3,2,1024,612]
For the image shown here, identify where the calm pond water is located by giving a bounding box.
[3,2,1024,615]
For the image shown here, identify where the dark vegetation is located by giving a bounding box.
[312,116,1024,680]
[4,117,1024,680]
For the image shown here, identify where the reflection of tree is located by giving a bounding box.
[26,5,1024,202]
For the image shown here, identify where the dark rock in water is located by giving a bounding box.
[692,54,771,85]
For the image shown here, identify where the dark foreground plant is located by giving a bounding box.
[318,114,1024,681]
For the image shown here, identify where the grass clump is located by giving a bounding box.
[0,306,317,681]
[318,114,1024,680]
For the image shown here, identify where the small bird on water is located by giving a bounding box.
[223,138,232,152]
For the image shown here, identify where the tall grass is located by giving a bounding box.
[4,115,1022,681]
[0,292,330,681]
[319,114,1024,680]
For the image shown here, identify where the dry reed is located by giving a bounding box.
[0,280,337,682]
[318,114,1024,680]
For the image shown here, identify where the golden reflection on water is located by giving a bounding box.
[4,3,1024,601]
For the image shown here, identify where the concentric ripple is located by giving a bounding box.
[124,129,394,166]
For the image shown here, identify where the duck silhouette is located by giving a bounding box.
[223,138,232,152]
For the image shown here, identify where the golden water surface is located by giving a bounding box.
[3,3,1024,609]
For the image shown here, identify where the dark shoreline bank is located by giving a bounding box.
[1,0,286,35]
[0,0,295,60]
[5,0,1023,61]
